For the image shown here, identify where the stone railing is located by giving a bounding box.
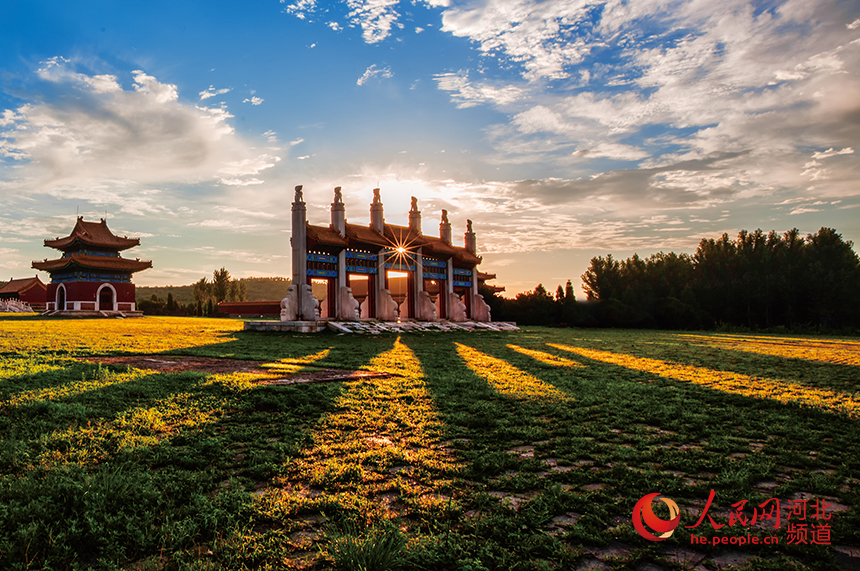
[0,299,34,313]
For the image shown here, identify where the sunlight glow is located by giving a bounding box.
[4,367,149,408]
[676,334,860,367]
[271,337,460,521]
[549,343,860,418]
[507,344,583,367]
[39,392,222,468]
[0,317,244,354]
[456,343,568,401]
[261,348,332,373]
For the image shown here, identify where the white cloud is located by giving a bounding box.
[572,143,650,161]
[0,60,279,190]
[215,206,279,219]
[131,70,178,103]
[437,0,596,80]
[219,178,265,186]
[243,96,264,105]
[357,64,394,86]
[347,0,401,43]
[433,72,525,107]
[812,147,854,159]
[425,0,860,202]
[282,0,316,19]
[217,154,281,183]
[199,86,231,100]
[187,219,262,230]
[790,206,822,215]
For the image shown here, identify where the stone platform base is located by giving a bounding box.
[244,320,327,333]
[41,310,144,318]
[244,320,519,334]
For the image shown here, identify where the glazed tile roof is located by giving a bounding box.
[44,217,141,251]
[0,276,45,295]
[306,221,481,265]
[343,222,388,247]
[32,254,153,273]
[306,224,349,247]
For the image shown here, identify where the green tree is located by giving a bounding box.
[804,227,860,328]
[582,255,622,302]
[192,277,210,305]
[212,267,231,303]
[228,279,248,302]
[561,279,577,324]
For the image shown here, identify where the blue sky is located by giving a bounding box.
[1,0,859,295]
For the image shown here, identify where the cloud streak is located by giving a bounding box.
[357,64,393,85]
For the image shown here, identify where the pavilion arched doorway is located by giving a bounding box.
[56,285,66,311]
[98,285,115,311]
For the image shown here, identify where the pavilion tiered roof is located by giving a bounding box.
[44,218,140,251]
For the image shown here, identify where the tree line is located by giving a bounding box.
[138,267,249,316]
[483,227,860,331]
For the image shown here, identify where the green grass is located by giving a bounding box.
[0,316,858,570]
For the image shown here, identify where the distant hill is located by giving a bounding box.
[137,277,293,304]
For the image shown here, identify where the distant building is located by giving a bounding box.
[0,276,48,311]
[32,217,152,315]
[478,271,505,295]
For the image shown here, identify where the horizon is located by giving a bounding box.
[2,1,858,296]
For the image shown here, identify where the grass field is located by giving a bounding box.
[0,315,858,570]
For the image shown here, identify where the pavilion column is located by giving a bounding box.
[440,211,453,320]
[410,198,424,319]
[444,257,454,319]
[291,185,310,319]
[465,219,477,320]
[376,249,387,318]
[370,189,386,318]
[331,187,348,319]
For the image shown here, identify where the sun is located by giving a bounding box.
[384,227,421,268]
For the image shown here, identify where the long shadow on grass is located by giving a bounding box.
[407,334,599,568]
[408,331,860,569]
[0,332,394,570]
[549,328,860,402]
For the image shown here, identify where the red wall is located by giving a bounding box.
[47,282,136,304]
[20,285,47,305]
[217,301,281,316]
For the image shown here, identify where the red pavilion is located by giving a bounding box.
[33,217,152,315]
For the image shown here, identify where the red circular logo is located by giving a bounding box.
[632,493,680,541]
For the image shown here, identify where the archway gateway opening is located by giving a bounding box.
[345,274,373,318]
[310,279,332,318]
[56,285,66,311]
[422,256,447,319]
[98,287,114,311]
[386,270,409,318]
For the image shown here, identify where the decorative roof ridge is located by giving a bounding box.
[44,217,141,251]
